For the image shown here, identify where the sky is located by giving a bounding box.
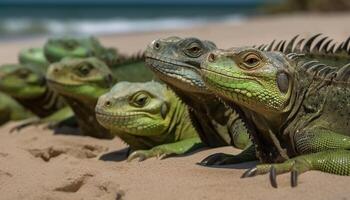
[0,0,279,4]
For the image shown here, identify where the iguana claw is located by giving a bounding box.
[270,166,278,188]
[200,153,229,166]
[127,151,147,162]
[291,170,298,187]
[241,167,257,178]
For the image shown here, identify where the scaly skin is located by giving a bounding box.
[43,36,119,65]
[46,57,115,139]
[96,81,203,161]
[145,36,256,165]
[0,91,33,126]
[18,47,49,69]
[200,47,350,187]
[0,63,74,130]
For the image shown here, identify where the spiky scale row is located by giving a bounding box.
[257,34,350,56]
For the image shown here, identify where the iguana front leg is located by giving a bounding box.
[10,106,74,132]
[200,144,257,165]
[200,128,256,165]
[243,128,350,188]
[242,150,350,188]
[127,137,203,162]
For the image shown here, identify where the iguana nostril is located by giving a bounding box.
[53,68,59,73]
[207,53,216,62]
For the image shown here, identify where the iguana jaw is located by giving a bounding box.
[95,110,166,136]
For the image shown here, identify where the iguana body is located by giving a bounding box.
[96,81,203,161]
[0,91,33,126]
[46,57,115,139]
[200,47,350,187]
[0,63,73,130]
[145,36,255,165]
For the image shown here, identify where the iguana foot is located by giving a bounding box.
[10,118,40,133]
[242,150,350,188]
[127,149,172,162]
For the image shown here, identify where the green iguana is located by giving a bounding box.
[44,36,155,81]
[145,36,255,165]
[18,47,49,69]
[46,57,115,139]
[0,91,33,126]
[43,36,120,66]
[0,64,74,130]
[200,46,350,187]
[145,34,350,166]
[95,81,203,161]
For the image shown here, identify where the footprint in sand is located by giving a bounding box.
[53,173,125,199]
[27,144,108,161]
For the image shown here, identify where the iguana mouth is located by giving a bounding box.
[145,56,206,90]
[95,111,149,120]
[201,68,264,86]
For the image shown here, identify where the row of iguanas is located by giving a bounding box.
[0,34,349,188]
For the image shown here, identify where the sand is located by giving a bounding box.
[0,13,350,200]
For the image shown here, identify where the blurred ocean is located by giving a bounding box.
[0,3,264,40]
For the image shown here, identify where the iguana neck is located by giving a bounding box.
[15,86,64,118]
[168,85,229,147]
[166,89,197,140]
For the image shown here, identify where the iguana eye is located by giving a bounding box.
[185,43,202,58]
[242,53,261,69]
[131,93,149,107]
[17,69,30,79]
[78,64,92,76]
[65,40,77,49]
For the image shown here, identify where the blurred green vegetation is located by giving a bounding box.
[267,0,350,13]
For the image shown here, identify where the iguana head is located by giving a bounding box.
[46,57,115,102]
[201,47,294,116]
[0,64,46,99]
[44,36,118,63]
[18,47,49,68]
[96,81,178,136]
[145,36,217,93]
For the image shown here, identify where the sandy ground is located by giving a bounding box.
[0,13,350,200]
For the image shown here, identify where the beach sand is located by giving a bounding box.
[0,13,350,200]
